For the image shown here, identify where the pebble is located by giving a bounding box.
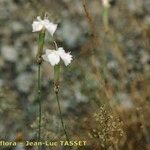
[15,72,33,93]
[1,46,18,62]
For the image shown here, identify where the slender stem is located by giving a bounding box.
[55,91,69,142]
[53,41,58,50]
[37,64,42,150]
[103,6,109,29]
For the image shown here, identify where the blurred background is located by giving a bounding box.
[0,0,150,150]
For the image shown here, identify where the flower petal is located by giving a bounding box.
[58,47,73,66]
[47,52,60,66]
[57,47,65,56]
[37,16,42,21]
[102,0,110,7]
[42,54,49,62]
[32,21,43,32]
[44,20,57,36]
[62,52,73,66]
[45,49,55,55]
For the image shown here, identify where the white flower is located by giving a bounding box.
[102,0,110,8]
[42,47,73,66]
[32,16,57,36]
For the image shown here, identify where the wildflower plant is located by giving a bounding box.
[32,14,72,148]
[42,41,72,142]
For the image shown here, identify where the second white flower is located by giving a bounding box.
[42,47,73,66]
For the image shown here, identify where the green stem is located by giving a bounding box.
[55,92,69,142]
[37,64,42,150]
[103,6,109,29]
